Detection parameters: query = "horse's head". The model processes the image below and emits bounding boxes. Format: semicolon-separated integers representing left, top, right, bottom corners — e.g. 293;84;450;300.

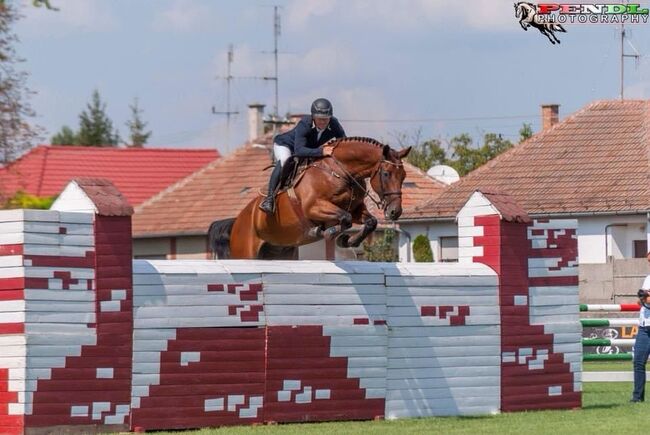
514;2;535;18
369;145;411;221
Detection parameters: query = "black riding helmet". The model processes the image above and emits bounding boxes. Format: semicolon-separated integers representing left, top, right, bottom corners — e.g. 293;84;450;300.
311;98;333;118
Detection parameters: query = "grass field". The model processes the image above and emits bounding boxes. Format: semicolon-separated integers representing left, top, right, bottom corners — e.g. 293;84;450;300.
583;360;632;371
147;382;645;435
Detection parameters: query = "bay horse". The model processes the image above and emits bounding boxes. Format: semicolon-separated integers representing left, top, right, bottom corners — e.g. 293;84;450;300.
208;137;411;259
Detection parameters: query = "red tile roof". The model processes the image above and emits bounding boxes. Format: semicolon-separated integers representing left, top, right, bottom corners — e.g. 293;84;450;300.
132;137;445;237
0;146;219;206
404;100;650;221
72;178;134;216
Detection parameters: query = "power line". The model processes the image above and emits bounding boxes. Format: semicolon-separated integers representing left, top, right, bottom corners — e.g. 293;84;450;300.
340;114;538;124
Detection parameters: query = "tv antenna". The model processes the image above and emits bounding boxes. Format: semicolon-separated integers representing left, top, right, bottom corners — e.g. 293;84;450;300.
212;44;239;152
620;23;641;100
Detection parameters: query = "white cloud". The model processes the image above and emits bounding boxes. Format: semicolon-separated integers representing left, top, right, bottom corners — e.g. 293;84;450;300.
285;0;518;33
17;0;118;37
152;0;216;33
286;0;338;30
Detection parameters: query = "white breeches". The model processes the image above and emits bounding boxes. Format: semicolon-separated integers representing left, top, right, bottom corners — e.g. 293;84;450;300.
273;143;291;166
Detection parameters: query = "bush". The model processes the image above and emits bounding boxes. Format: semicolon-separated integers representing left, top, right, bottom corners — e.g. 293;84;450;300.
412;234;433;262
363;229;399;262
4;191;56;209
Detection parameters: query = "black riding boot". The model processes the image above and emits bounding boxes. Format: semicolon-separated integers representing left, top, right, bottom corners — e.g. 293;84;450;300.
259;163;282;214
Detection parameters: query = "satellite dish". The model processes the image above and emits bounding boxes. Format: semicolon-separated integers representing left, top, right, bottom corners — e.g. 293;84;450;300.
427;165;460;185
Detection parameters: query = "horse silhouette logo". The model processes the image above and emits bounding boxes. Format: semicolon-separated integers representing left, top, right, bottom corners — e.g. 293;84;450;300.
514;2;567;44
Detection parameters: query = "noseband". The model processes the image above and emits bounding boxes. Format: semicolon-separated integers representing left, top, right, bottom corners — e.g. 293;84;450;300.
370;159;403;210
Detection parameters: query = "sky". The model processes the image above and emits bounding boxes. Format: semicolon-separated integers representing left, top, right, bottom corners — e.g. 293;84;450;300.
11;0;650;155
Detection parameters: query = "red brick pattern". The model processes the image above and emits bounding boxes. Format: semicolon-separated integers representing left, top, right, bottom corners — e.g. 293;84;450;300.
470;214;580;411
25;216;133;429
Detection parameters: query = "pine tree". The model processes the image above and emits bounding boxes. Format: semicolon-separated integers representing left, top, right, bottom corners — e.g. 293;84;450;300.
51;126;77;145
76;89;119;147
125;98;151;147
0;3;41;163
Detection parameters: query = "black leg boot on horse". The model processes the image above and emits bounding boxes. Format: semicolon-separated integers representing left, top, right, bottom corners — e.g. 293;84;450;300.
259;163;282;214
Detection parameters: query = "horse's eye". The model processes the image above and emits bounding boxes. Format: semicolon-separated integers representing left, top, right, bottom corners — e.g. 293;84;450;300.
382;171;389;178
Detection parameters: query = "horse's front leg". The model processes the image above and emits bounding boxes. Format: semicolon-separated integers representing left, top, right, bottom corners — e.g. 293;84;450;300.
304;199;352;241
338;207;378;248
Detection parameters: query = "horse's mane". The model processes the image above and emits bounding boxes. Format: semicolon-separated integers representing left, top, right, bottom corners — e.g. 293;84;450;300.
331;136;386;149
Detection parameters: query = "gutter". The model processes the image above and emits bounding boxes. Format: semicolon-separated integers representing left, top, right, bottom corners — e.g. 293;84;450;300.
400;209;650;223
134;230;207;239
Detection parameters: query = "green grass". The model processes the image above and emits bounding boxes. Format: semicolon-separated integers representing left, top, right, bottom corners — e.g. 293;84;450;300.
583;360;632;371
146;383;644;435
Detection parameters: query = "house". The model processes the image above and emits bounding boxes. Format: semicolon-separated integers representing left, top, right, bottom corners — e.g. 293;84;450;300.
132;104;445;260
0;145;219;206
398;100;650;302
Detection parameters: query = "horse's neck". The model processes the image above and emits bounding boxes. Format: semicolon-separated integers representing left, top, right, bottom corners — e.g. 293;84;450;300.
333;144;381;178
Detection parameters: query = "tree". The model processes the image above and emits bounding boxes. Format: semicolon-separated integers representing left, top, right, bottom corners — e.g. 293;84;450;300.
0;1;57;10
519;122;533;143
362;229;399;262
392;129;447;173
76;89;119;146
412;234;433;262
51;125;77;145
447;133;513;177
0;2;41;163
125;98;151;147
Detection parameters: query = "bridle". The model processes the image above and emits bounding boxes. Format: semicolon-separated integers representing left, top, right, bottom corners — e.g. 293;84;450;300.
368;159;403;210
317;155;403;211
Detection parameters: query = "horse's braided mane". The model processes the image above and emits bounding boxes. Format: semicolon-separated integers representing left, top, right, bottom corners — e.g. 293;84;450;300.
332;136;385;148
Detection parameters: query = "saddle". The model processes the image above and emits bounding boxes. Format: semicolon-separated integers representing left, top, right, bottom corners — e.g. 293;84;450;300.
278;157;312;191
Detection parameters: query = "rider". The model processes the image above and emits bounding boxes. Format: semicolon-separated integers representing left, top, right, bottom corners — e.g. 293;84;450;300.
259;98;346;214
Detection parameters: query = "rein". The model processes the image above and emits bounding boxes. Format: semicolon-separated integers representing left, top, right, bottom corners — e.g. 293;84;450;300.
319;155;403;211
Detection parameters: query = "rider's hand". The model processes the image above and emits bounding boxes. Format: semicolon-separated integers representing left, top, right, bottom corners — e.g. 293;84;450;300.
322;145;334;156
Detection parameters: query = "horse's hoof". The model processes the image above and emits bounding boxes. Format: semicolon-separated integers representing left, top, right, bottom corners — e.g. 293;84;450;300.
324;227;338;241
336;234;350;248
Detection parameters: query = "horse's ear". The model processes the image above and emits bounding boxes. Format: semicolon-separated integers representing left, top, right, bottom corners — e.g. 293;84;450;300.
398;146;412;160
382;145;391;158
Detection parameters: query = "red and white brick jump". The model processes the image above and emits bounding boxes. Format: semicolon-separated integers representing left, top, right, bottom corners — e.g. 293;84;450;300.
0;180;581;434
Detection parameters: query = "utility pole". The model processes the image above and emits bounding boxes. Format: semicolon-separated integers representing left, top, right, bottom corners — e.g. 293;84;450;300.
620;23;640;100
212;44;239;152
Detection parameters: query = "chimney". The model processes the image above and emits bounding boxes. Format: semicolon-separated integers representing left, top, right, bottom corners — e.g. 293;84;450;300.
541;104;559;131
248;103;265;141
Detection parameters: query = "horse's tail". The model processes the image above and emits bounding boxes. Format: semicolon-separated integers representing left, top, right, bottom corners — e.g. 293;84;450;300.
207;218;236;259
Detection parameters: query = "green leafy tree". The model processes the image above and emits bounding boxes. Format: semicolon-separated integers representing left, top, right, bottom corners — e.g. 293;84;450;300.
51;126;77;145
406;139;447;172
362;229;398;262
125;98;151;147
519;122;533;142
447;133;513;176
0;2;41;163
412;234;433;262
76;90;119;146
3;191;55;209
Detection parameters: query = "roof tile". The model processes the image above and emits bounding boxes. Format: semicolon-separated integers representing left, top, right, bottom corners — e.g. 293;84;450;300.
403;100;650;220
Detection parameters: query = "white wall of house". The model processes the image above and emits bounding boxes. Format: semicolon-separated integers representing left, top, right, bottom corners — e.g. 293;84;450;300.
398;221;457;262
577;215;647;263
399;214;649;265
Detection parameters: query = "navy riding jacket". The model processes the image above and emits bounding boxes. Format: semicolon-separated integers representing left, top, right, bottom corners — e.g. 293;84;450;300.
274;115;346;158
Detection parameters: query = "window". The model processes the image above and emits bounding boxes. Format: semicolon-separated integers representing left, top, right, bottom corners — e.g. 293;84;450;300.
440;236;458;262
634;240;648;258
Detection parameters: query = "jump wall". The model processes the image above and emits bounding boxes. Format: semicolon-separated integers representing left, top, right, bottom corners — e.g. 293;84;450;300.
0;182;581;434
